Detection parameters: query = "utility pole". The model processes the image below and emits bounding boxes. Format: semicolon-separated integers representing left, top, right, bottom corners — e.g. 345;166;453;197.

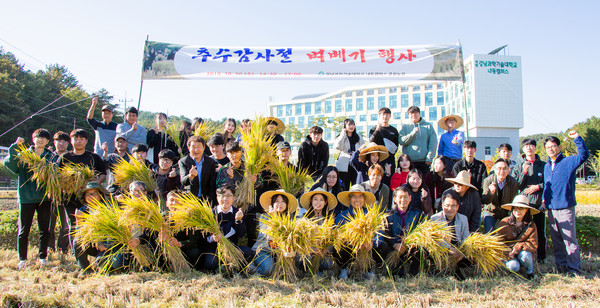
119;92;133;112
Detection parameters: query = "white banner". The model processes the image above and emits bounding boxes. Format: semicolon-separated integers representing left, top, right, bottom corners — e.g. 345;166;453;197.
142;41;464;81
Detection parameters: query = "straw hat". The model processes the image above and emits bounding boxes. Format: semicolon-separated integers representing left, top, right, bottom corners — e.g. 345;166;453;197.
77;181;108;203
501;195;540;215
446;170;478;191
299;187;338;212
438;114;464;131
264;117;285;134
337;184;376;207
259;189;298;214
359;142;389;162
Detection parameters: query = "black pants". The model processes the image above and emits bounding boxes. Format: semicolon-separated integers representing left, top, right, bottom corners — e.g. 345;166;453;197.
48;203;70;253
385;248;421;276
18;201;51;260
412;161;431;178
533;211;547;261
339;167;358;191
245;206;263;248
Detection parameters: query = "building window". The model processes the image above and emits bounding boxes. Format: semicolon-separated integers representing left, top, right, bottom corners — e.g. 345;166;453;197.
276;105;283;117
441;106;446;118
305;102;312;114
401;86;409;92
335;100;343;113
315;102;322;114
345;91;353;97
437;82;444;89
308;116;314;125
295;103;302;115
367;89;374;95
390;87;397;94
357;125;364;134
356;98;364;111
356;90;363;96
325;128;331;140
437;92;444;105
413;93;421;106
413;85;420;91
359;114;367;122
425;84;433;90
286;104;293;116
404;113;409;119
349;115;356;121
298;116;305;129
289;117;295;125
393;112;401;119
438;127;444;135
401;94;409;108
425;92;433;106
485;146;491;156
429;108;437;121
371;114;378;121
378;96;386;109
367;97;375;110
389;95;397;109
325;101;332;113
378;88;386;94
420;111;425;118
345;99;353;112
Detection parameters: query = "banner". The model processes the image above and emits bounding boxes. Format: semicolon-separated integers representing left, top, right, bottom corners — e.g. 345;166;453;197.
141;41;464;81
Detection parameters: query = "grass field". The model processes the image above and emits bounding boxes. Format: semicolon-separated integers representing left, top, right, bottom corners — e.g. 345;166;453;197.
0;196;599;306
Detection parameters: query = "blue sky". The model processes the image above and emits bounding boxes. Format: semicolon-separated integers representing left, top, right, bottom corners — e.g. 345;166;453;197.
1;0;598;136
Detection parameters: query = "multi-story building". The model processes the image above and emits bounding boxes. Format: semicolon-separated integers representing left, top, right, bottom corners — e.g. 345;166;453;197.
267;52;523;162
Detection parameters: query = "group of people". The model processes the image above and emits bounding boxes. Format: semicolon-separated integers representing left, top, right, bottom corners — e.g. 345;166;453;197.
4;98;589;279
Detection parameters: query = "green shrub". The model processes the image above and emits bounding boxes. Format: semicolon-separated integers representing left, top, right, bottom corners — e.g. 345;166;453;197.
0;210;40;249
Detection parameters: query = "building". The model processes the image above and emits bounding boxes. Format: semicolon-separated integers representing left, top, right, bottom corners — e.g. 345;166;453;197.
267;52;523;163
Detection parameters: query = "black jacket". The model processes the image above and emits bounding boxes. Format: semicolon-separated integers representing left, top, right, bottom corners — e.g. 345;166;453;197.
297;136;329;178
179;154;217;205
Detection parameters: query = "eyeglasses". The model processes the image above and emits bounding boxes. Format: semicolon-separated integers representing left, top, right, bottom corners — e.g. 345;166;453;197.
218;194;234;199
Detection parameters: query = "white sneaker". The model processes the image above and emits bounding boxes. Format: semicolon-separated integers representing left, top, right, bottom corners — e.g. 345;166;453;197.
39;259;49;266
17;260;26;269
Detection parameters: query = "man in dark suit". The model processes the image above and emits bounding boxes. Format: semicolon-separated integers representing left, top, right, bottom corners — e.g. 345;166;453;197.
179;135;217;205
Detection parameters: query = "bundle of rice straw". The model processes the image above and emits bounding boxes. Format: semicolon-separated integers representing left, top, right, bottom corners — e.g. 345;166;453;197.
74;196;154;273
236;116;277;210
459;230;506;276
120;193;190;273
396;219;454;271
309;215;337;274
193;120;220;141
164;122;182;157
58;163;96;197
336;203;389;275
169;192;246;272
16;143;62;204
270;161;311;198
112;155;158;192
259;214;320;281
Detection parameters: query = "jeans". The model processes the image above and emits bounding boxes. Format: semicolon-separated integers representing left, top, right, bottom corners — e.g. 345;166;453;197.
504;250;534;275
252;250;274;276
483;214;497;233
18;201;51;260
548;207;580;274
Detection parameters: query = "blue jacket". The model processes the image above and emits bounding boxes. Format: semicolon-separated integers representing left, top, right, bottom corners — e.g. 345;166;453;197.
385;207;423;246
543;136;589;210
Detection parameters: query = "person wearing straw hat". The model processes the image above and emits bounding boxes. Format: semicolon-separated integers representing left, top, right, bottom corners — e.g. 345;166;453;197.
437;114;465;171
350;142;389;185
497;195;539;280
511;138;547;263
299;188;338;273
264;117;285;146
334;185;386;280
482;158;519;233
299;187;338;219
444;170;481;233
250;190;298;276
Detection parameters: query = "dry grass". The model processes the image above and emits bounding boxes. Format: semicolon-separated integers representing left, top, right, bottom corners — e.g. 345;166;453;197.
0;248;599;307
576;190;600;205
